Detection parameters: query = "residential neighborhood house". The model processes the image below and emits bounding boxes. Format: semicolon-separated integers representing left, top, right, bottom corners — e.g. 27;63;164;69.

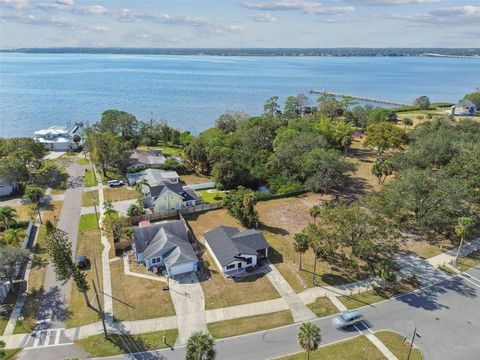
0;179;16;197
451;99;477;116
34;125;82;151
132;219;199;276
128;149;166;170
127;169;200;212
204;226;269;277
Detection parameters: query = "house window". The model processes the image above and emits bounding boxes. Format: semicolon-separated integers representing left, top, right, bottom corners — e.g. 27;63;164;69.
246;258;252;265
152;258;157;264
226;264;235;270
238;262;243;269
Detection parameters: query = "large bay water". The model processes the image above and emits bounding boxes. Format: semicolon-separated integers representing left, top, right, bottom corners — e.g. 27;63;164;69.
1;53;479;137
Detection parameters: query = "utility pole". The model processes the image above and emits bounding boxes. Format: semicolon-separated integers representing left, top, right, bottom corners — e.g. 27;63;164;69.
407;327;417;360
92;279;108;338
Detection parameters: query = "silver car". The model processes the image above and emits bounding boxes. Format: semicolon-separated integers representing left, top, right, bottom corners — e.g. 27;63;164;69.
331;310;363;329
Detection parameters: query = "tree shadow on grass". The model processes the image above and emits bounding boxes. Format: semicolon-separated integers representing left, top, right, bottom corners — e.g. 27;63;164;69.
258;223;289;236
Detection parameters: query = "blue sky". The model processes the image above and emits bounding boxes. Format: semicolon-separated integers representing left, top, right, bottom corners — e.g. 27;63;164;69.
0;0;479;48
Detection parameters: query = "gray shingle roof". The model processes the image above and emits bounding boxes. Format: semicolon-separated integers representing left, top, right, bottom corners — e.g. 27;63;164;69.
133;220;198;266
204;226;269;267
129;149;166;167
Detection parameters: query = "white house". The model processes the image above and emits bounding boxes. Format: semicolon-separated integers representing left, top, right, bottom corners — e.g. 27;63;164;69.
132;219;199;277
34;125;81;151
0;179;15;197
204;226;269;277
451;100;477;116
127;169;200;212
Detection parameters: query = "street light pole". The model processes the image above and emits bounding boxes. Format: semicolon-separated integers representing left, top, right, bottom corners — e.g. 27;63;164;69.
407;327;417;360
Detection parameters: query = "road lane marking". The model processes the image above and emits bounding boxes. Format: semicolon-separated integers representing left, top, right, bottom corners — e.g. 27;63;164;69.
44;329;51;346
459;274;480;289
54;329;61;345
23;342;74;350
463;272;480;284
32;331;41;347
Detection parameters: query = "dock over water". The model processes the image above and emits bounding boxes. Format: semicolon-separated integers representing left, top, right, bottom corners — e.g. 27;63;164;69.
309;89;411;107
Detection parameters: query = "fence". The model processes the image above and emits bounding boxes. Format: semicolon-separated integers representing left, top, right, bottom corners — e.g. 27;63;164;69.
187;182;215;190
129;203;222;225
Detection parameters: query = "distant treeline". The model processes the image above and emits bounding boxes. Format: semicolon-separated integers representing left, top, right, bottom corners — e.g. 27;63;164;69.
2;47;480;57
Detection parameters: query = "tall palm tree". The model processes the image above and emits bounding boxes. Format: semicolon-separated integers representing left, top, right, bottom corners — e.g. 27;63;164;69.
0;206;18;230
1;228;26;247
24;186;45;224
298;322;321;360
308;205;321;225
135;178;150;194
293;232;310;270
454;216;473;267
185;331;216;360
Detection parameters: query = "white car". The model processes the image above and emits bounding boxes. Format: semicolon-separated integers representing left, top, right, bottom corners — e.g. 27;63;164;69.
108;180;124;187
331;310;363;329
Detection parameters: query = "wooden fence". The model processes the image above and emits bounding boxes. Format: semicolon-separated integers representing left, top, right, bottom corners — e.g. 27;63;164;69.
129;203;222;225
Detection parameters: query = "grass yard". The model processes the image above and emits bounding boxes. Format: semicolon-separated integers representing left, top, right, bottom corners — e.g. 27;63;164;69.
1;348;22;360
110;260;175;321
208;311;293;339
180;173;212;185
438;265;457;275
402;236;455;260
456;251;480;272
375;331;423;360
276;335;385;360
0;286;21;335
84;169;97;187
79;213;99;232
75;329;178;357
76;158;90;166
104;187;139;202
306;297;338;318
256;194;370;291
197;189;226;204
137;144;183;156
186;209;281;309
82;190;99;207
9;203;32;222
338;278;419;310
347;141;384;193
66;228;103;328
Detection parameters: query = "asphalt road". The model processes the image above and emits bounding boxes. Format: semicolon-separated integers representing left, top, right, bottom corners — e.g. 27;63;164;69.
96;267;480;360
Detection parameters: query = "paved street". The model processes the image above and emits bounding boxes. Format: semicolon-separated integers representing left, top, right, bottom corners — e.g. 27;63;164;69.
96;267;480;360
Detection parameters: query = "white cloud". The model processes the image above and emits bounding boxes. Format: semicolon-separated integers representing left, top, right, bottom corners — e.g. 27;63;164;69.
346;0;438;5
0;11;78;27
241;0;354;15
0;0;30;10
248;13;277;22
391;5;480;25
37;1;107;15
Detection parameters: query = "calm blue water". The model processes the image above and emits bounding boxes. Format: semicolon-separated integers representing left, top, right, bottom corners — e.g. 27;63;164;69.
1;53;479;138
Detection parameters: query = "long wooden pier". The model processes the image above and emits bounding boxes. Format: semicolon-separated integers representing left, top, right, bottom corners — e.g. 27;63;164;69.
309;89;411;107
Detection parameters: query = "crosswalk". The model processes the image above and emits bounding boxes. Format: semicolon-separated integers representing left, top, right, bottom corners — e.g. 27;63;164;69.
26;328;72;349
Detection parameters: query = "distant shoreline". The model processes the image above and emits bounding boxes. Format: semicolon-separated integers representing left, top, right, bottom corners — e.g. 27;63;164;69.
1;47;480;57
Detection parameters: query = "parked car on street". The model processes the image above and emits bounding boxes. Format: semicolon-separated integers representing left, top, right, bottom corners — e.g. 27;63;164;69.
108;180;124;187
331;310;363;329
77;255;89;269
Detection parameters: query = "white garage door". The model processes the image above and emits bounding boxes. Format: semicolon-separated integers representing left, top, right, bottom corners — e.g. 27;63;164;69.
168;261;196;276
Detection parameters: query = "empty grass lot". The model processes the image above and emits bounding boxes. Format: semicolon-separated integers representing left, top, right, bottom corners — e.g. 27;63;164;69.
208;311;293;339
375;331;423;360
104;187;139;202
338;278;419;310
78;213;99;232
82;190;99;207
180;173;213;185
14;201;63;334
306;297;338;318
109;260;175;321
276;335;385;360
186;209;281;309
9;203;32;222
75;329;178;357
84;169;97;187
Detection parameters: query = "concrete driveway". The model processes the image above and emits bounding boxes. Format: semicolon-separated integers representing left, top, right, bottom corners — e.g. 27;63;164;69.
168;273;207;345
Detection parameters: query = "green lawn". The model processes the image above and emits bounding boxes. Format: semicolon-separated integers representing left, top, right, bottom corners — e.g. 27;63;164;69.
375;331;423;360
438;265;457;275
84;169;97;187
208;311;293;339
306;297;338;318
276;335;385;360
1;348;22;360
338;278;419;310
76;158;90;166
81;190;99;207
198;189;226;204
79;213;99;232
456;251;480;272
137;145;183;156
75;329;178;357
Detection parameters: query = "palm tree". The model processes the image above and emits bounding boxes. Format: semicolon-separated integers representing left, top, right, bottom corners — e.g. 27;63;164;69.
308;205;321;225
0;206;18;230
185;331;216;360
454;217;473;267
293;232;310;270
297;322;321;360
103;201;116;220
24;186;45;224
1;228;26;247
135;178;150;194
